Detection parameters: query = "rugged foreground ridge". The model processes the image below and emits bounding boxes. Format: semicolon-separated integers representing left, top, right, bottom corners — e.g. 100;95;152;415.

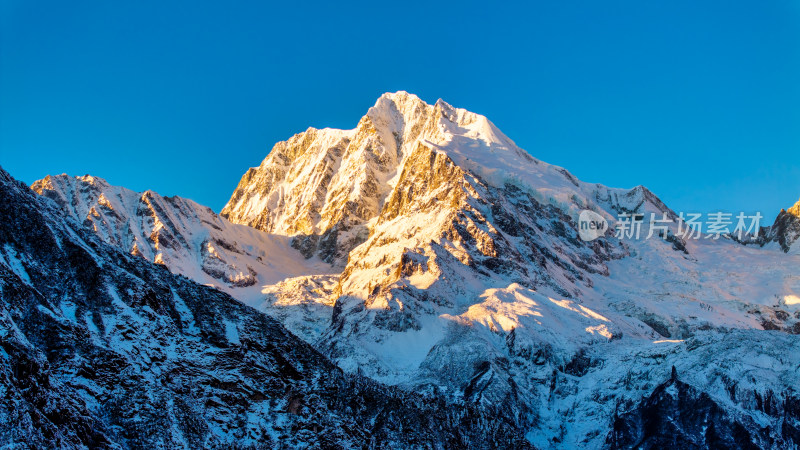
0;166;531;448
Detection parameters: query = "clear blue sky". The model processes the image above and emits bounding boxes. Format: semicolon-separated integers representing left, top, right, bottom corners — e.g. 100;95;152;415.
2;1;799;222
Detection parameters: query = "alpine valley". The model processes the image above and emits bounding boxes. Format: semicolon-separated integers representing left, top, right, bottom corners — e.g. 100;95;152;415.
6;92;800;449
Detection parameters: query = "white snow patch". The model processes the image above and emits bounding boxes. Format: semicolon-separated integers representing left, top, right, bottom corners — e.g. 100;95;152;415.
61;301;78;322
224;320;240;345
1;245;31;284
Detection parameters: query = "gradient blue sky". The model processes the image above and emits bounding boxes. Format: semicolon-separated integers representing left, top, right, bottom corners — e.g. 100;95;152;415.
2;1;799;221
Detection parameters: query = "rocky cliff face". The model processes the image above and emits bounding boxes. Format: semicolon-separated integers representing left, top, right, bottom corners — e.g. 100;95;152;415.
763;199;800;253
607;367;778;449
3;167;532;448
221;93;444;265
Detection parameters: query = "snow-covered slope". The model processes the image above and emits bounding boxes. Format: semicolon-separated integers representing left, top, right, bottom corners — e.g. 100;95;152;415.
32;174;333;292
2;166;532;448
31;174;339;342
221;92;800;448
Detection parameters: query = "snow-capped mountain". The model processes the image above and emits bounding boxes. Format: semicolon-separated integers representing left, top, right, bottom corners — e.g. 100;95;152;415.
27;92;800;448
1;166;531;448
221;92;671;269
219;92;800;448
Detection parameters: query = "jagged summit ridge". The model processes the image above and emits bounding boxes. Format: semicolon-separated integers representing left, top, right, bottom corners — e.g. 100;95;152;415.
221;91;670;266
32;173;332;302
220;92;445;264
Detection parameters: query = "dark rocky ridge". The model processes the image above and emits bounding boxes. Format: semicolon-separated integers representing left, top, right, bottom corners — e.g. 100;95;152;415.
764;201;800;252
0;166;532;449
607;367;800;449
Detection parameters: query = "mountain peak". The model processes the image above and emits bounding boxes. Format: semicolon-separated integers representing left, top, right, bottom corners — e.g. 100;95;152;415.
367;91;432;129
765;197;800;252
222;91;674;266
434;97;452;108
787;198;800;217
377;90;418;102
43;173;111;188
